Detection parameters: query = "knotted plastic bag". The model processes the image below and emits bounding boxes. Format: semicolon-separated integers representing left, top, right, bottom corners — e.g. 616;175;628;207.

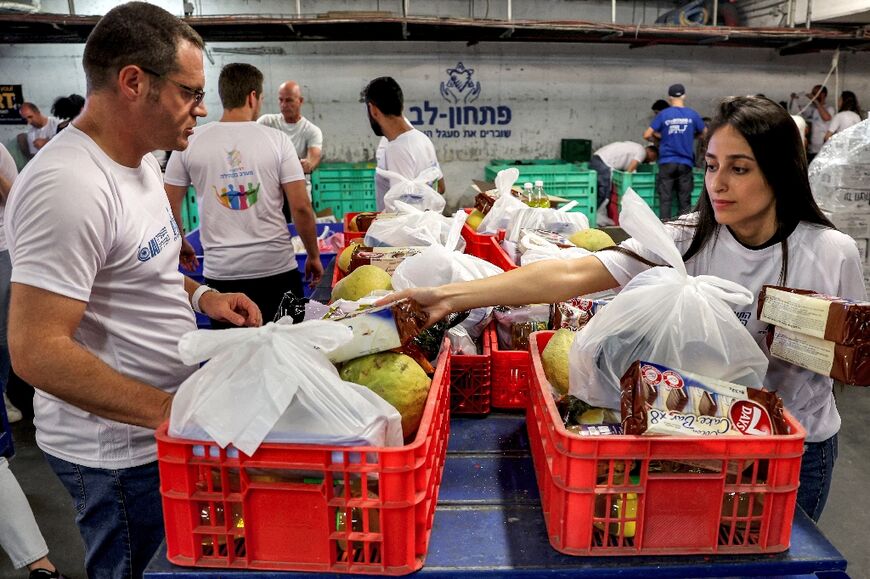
506;201;590;241
568;189;769;409
477;168;525;234
379;165;446;213
169;320;403;455
391;211;504;290
364;200;461;249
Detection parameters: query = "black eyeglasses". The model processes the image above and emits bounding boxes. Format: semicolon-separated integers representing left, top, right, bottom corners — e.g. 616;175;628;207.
140;66;205;106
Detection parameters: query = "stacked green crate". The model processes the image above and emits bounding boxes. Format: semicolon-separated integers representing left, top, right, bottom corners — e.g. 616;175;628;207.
484;160;598;226
614;165;705;215
311;162;377;219
560;139;592;163
180;186;199;232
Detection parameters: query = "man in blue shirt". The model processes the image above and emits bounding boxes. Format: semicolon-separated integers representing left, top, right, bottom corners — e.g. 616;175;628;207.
644;84;706;219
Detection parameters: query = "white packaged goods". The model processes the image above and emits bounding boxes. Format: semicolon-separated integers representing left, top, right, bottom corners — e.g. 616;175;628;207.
810;119;870;213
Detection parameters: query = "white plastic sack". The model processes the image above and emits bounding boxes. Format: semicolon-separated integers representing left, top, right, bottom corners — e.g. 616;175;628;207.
364;200;461;248
809;118;870;214
506;202;589;242
391;211;504;289
169;320;404;455
567;189;769;410
478;168;525;234
379;165;446;213
519;232;592;266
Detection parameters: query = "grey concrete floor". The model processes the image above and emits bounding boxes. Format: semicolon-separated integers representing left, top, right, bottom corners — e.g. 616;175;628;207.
2;388;869;579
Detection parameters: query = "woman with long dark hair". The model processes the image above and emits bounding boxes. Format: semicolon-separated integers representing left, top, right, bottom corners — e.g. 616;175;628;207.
384;95;865;521
825;90;863;142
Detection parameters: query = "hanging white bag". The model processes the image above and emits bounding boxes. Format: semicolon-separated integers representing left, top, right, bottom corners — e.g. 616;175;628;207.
168;320;404;455
477;168;526;234
567;189;769;410
379;165;446;213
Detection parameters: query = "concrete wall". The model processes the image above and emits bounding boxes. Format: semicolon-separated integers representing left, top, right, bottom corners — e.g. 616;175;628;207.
2;41;868;209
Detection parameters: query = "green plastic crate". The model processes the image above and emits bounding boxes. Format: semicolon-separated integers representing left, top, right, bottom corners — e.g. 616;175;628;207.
311;163;377;219
560;139;592;164
615;166;704;216
180;186;199;232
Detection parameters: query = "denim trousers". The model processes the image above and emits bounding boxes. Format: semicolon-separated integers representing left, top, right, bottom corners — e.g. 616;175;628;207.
44;453;164;579
656;162;694;219
797;434;838;522
589;155;612;208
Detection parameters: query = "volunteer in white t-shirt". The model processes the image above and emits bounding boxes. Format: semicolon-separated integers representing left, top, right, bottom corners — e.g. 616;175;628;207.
824;90;863;143
363;76;445;211
382;96;865;523
5;6;261;577
790;85;834;160
18;103;60;158
590;141;658;226
257;80;323;178
166;63;322;327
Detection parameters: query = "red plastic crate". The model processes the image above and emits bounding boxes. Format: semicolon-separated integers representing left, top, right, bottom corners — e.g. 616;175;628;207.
342;212;367;249
461;208;502;260
526;330;805;556
156;345;452;574
488;323;531;410
449;326;492;415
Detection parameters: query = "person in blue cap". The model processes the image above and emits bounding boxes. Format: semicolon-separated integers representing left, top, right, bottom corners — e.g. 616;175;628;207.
644;83;706;219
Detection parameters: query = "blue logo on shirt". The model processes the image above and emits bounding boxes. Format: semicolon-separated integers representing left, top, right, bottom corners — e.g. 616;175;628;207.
137;227;171;262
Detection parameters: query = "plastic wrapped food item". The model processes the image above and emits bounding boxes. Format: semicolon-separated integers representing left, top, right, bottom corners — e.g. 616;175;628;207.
551;297;610;331
494;304;550;350
323;299;429;363
758;285;870;346
348;246;423;275
809;118;870;211
767;326;870;386
447;325;478;355
621;361;788;437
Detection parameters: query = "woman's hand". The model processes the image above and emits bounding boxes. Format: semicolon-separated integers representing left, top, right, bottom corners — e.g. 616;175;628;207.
375;287;453;329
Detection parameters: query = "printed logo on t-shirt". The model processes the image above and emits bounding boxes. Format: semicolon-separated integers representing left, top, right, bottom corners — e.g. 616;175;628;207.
213;148;261;210
138;226;171;262
665;117;693;135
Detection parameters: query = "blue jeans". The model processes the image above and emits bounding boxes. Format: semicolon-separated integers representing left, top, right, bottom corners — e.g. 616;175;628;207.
797;434;838;522
44;453;164;579
590;155;612;208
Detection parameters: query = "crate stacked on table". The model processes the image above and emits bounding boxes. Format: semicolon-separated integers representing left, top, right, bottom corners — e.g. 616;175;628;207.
312;163;377;219
157;344;452;574
527;330;805;556
180;186;199;233
612;164;704;218
484;160;597;226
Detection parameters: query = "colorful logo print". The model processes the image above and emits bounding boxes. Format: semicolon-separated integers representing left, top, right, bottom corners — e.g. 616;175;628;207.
214;182;261;210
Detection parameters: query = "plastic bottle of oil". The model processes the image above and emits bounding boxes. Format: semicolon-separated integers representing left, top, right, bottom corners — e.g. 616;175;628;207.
522;182;534;206
530;180;550;208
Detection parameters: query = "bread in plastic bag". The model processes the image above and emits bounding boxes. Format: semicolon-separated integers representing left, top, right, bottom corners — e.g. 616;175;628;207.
168;319;403;455
568;189;769;410
809;118;870;214
379;165;446;213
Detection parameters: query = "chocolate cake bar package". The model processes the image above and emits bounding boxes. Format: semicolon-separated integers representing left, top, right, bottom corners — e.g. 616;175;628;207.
321;299;428;363
767;326;870;386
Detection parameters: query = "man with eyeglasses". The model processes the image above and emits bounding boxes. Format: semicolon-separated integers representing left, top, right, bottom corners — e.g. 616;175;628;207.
4;3;262;577
165;63;323;326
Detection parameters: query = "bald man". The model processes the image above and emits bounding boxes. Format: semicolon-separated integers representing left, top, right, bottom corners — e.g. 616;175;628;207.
258;81;323;183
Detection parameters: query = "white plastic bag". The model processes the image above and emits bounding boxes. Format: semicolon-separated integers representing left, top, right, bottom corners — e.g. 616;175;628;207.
364;201;460;248
519;232;592;266
567;189;769;410
477;168;525;234
809;118;870;214
391;211;504;289
379;165;446;213
506;202;590;241
169;320;404;455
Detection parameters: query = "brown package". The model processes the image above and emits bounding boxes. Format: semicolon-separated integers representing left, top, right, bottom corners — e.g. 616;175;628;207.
474;191;498;215
348;212;380;233
621;360;788;437
766;326;870;386
758;285;870;346
348;246;422;275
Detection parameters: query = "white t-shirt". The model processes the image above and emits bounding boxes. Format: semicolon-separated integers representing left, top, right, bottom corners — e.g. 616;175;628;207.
26;116;60;156
6;125;197;469
827;111;862;137
594;141;646;171
375;129;441;211
165;121;306;280
800;104;835;155
0;144;19;252
595;217;866;443
257;114;322;172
